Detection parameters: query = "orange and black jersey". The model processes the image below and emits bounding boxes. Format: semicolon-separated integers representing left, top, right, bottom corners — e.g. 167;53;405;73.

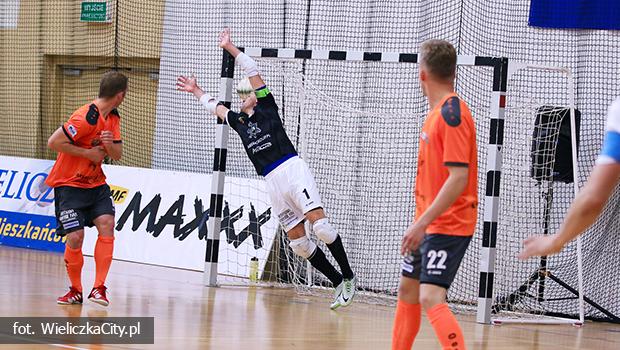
46;103;122;189
415;93;478;236
226;86;297;176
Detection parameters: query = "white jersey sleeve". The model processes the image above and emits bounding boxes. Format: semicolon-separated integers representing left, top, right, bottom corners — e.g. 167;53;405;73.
596;96;620;165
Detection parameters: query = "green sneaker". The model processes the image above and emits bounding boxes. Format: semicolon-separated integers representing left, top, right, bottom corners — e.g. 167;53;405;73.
330;280;344;310
330;276;357;310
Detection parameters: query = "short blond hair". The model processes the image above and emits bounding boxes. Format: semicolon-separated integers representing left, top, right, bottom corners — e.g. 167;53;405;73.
99;70;128;98
236;77;254;100
419;40;457;81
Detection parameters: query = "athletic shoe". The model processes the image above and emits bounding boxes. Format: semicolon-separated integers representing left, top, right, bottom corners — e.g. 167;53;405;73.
340;275;357;307
330;280;345;310
330;276;357;310
88;285;109;306
57;287;83;305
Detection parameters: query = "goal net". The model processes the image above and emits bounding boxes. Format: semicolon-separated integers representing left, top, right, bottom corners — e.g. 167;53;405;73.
206;54;427;294
202;49;589;323
479;65;584;324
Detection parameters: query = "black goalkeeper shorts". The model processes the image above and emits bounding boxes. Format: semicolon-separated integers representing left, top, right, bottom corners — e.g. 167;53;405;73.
401;233;472;290
54;184;115;237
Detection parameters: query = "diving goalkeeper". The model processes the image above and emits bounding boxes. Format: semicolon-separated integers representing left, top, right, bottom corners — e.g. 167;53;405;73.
177;28;356;310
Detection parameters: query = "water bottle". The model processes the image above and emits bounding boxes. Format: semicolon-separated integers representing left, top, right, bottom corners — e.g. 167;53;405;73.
249;257;259;282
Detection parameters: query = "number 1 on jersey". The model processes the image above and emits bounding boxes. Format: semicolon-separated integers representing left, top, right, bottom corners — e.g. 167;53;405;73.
303;188;310;200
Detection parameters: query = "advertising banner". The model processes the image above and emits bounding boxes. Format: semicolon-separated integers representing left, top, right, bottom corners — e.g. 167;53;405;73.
0;156;278;278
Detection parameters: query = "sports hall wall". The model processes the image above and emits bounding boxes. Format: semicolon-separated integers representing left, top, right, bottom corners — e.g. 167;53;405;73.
1;0;620;319
3;1;619;169
0;0;163;168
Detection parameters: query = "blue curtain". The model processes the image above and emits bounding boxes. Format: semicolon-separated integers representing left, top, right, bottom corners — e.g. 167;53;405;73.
529;0;620;30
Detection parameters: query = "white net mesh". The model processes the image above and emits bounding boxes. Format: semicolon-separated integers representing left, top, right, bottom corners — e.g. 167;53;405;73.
216;58;495;301
490;68;582;321
217;58;592;325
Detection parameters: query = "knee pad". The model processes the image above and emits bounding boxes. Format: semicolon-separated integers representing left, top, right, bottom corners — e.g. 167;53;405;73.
313;218;338;244
289;236;317;259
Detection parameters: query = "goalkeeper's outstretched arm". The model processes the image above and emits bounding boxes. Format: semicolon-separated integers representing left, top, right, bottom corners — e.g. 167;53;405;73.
176;75;229;122
176;28;268;121
218;28;267;90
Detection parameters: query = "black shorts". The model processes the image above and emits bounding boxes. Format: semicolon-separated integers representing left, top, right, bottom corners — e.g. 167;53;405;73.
401;233;472;289
54;185;115;237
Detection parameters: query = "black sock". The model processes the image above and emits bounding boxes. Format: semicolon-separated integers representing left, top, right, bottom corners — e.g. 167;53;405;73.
308;247;343;286
327;235;354;279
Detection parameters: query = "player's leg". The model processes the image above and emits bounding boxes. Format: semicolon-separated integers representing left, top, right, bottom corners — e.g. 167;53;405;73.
87;185;116;306
288;158;356;308
420;284;465;350
418;234;472;350
306;208;356;308
392;250;422;350
306;208;354;280
287;222;343;290
58;229;86;305
54;186;87;305
266;171;344;306
292;158;355;275
88;214;114;306
265;160;343;308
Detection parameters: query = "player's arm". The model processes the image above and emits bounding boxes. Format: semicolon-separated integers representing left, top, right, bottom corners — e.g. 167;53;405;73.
218;28;267;90
554;164;620;245
401;166;468;255
176;75;229;123
100;131;122;160
47;127;106;163
417;166;469;227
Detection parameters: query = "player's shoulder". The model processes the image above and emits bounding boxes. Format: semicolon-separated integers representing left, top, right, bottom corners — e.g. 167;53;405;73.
110;108;121;119
72;103;101;126
440;95;471;127
606;96;620;132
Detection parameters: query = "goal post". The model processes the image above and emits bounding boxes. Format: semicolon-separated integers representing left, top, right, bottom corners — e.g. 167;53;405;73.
203;50;235;286
488;62;585;326
204;47;509;324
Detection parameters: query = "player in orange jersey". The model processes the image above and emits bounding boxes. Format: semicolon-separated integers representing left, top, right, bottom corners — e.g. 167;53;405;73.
46;71;127;307
392;40;477;350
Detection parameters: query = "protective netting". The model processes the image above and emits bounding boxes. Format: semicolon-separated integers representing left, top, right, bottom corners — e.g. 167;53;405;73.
1;0;619;322
492;68;583;321
210;58;494;303
0;0;162;166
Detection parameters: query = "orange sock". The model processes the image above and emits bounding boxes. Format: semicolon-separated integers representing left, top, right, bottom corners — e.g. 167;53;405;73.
426;303;466;350
94;235;114;287
64;245;84;292
392;299;421;350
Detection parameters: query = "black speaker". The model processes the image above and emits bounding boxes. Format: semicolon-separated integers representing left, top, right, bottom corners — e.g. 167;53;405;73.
530;106;581;184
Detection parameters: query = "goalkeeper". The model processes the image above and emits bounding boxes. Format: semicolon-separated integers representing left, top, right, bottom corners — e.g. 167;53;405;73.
176;28;356;310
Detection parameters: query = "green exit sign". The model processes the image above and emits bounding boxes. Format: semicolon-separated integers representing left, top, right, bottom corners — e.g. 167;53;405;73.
80;1;112;23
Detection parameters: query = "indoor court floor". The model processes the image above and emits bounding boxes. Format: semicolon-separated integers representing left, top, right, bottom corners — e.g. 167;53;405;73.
1;245;618;350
